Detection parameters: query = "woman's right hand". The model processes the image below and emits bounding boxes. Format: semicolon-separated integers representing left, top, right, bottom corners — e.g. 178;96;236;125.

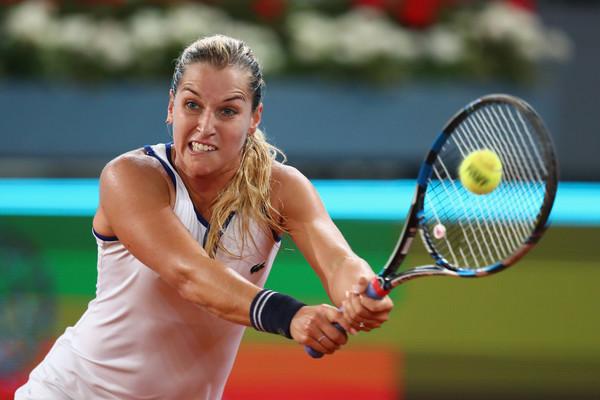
289;304;353;355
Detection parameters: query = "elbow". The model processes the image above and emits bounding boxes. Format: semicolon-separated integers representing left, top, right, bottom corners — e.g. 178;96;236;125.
168;264;209;308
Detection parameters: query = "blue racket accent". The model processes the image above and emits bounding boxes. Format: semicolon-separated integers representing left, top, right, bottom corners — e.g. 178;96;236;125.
416;163;433;188
465;98;482;112
431;131;450;153
485;262;508;274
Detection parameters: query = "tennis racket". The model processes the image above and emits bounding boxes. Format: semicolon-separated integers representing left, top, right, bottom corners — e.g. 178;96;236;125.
306;93;558;358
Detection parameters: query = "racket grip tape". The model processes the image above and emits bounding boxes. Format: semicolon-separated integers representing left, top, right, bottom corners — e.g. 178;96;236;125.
304;277;386;358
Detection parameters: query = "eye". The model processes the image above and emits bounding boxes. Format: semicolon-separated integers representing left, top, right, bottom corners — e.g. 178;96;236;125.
185;101;199;110
221;107;238;117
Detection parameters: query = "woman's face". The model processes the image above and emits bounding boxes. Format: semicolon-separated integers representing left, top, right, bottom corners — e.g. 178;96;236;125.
167;63;262;182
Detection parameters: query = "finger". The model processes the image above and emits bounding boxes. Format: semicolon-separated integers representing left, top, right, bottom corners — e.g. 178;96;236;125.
321;304;356;336
342;292;366;330
349;290;393;318
358;294;394;313
344;292;377;324
350;276;370;294
343;293;389;331
313;334;342;354
341;299;361;331
310;334;334;354
321;322;348;345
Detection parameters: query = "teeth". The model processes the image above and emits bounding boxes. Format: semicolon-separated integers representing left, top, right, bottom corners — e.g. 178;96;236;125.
191;142;216;152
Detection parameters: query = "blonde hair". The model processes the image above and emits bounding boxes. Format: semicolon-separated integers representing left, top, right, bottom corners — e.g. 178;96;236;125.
171;35;286;257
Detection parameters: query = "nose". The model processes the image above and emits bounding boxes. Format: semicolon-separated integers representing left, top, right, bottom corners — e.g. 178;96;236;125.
196;110;216;136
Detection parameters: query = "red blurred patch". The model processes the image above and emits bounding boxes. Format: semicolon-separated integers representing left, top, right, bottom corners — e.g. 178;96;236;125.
224;342;402;400
252;0;286;20
0;340;53;399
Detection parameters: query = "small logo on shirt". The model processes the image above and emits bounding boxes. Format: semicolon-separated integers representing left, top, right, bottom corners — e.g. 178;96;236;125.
250;262;266;274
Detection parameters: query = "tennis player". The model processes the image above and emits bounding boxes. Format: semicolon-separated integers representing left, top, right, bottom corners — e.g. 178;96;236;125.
15;34;393;400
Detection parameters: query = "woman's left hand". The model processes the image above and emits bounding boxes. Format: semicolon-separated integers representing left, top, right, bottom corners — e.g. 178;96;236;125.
341;276;394;332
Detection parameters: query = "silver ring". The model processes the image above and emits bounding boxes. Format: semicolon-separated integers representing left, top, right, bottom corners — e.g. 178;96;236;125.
359;322;365;328
317;335;326;343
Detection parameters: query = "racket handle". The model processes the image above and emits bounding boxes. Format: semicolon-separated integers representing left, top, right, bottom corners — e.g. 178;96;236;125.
304;322;345;358
304;278;386;358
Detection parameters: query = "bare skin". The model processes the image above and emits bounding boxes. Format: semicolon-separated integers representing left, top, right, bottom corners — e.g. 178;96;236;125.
92;63;393;355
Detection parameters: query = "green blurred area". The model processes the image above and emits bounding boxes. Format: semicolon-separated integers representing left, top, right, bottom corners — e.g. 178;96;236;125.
1;216;598;398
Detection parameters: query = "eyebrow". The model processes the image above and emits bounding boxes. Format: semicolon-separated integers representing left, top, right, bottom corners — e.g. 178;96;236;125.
180;87;247;103
224;93;247;103
181;87;199;96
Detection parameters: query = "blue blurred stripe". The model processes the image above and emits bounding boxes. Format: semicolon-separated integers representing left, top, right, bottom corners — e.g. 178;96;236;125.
0;178;99;217
0;178;598;226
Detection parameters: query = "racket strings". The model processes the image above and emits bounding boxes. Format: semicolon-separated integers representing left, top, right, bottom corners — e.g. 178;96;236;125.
424;102;550;271
471;106;545;236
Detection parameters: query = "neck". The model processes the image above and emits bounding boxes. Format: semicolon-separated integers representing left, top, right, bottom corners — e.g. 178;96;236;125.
171;149;241;219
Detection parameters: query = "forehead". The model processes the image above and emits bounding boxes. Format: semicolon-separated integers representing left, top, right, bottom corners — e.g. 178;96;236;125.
177;63;250;95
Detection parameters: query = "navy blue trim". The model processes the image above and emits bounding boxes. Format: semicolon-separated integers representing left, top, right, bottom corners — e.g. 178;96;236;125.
93;228;119;242
165;142;175;166
272;230;282;243
222;212;235;236
163;142;210;229
198;212;237;250
207;211;236;252
194;208;210;228
202;229;210;248
144;144;177;187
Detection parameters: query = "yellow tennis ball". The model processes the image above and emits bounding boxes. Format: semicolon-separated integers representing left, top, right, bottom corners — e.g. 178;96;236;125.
459;149;503;195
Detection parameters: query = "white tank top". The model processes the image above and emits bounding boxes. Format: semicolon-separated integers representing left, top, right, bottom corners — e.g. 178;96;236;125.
16;143;281;400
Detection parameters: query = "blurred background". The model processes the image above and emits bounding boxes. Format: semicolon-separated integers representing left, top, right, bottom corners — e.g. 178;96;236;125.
0;0;599;399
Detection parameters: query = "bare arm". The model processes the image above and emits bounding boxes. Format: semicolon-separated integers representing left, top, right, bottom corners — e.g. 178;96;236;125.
275;164;393;332
93;150;261;326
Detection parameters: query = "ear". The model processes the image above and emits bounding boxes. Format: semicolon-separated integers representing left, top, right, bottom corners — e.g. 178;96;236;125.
247;103;263;137
166;90;174;124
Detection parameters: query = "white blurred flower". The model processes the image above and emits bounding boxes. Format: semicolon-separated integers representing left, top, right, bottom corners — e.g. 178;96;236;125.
90;21;134;70
287;11;337;63
423;26;465;64
288;8;419;68
222;23;286;73
3;0;54;44
0;0;572;82
164;3;230;44
474;2;572;63
476;2;531;39
129;8;171;52
334;8;419;64
54;14;96;54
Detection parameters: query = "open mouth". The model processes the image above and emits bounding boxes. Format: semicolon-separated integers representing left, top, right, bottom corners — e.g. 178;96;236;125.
190;142;216;152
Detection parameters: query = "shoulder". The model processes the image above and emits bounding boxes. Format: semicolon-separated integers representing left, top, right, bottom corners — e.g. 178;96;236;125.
272;162;309;184
99;148;175;202
101;148;170;184
94;147;175;235
270;162;323;217
271;162;313;194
